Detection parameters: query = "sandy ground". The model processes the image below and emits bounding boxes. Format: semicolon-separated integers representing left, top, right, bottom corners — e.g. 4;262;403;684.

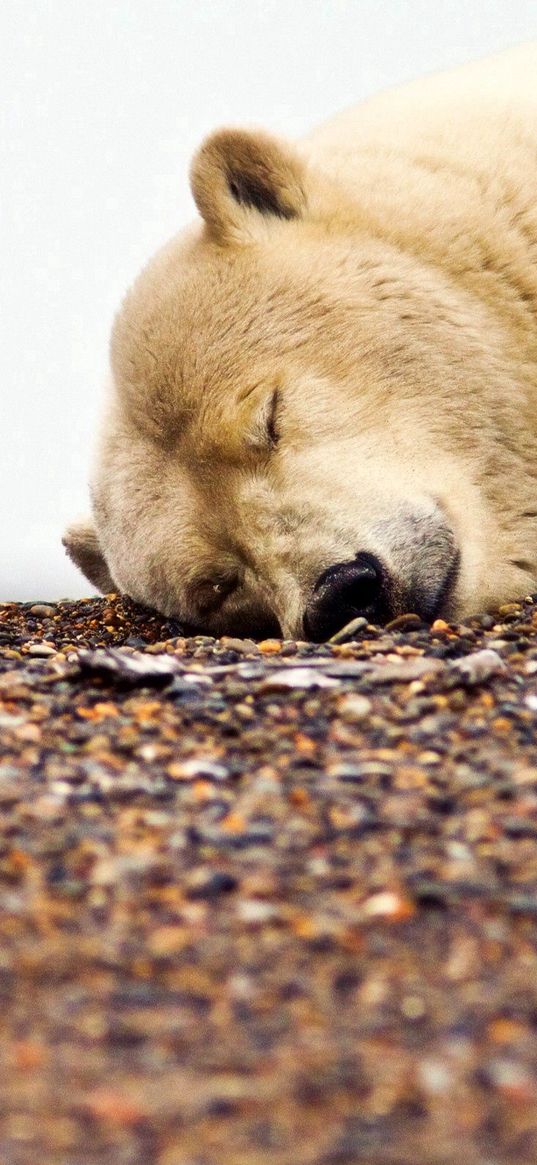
2;593;537;1164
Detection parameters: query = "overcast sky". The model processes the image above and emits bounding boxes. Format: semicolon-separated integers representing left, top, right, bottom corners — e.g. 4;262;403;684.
2;0;537;600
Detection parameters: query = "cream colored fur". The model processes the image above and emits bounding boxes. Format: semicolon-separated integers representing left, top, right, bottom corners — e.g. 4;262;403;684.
64;44;537;636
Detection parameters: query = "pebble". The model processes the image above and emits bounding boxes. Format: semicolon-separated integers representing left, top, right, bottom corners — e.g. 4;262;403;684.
451;649;507;684
219;637;259;654
363;891;415;920
418;1059;453;1095
368;656;444;683
401;994;426;1020
257;639;282;654
28;642;56;656
328;616;368;644
336;694;372;721
237;899;280;925
185;870;237;898
167;758;230;782
258;667;340;691
29;604;55;617
385;613;424;631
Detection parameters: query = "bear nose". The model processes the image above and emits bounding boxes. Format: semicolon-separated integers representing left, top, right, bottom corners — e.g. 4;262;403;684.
303;553;388;641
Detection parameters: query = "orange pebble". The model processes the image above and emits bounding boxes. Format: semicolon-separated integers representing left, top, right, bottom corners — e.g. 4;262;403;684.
293;732;316;755
289;787;310;807
133;701;162;723
193;780;214;801
77;702;119;721
291;914;318;939
488;1017;526;1044
11;1040;47;1070
220;812;246;834
85;1088;146;1127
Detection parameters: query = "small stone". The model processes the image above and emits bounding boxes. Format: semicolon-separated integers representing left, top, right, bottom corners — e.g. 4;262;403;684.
401;994;426;1020
385;613;424;631
485;1057;534;1101
369;657;443;683
418;1059;453;1095
28;642;56;656
363;891;415;921
167;758;229;782
337;694;372;722
219;637;259;654
328;617;368;644
237;899;279;925
186;870;237;898
29;604;55;617
76;647;182;681
451;649;507;685
258;667;340;692
329;760;392;782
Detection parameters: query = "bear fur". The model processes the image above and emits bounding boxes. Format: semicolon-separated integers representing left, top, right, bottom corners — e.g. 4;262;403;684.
64;44;537;638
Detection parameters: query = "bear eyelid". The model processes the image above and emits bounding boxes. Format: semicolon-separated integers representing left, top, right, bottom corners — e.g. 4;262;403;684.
245;387;281;452
266;388;280;449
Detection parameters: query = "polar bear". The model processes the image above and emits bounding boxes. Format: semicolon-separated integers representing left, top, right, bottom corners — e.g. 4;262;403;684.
64;44;537;640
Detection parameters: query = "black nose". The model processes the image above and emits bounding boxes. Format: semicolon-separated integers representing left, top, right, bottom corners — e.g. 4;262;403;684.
303;553;389;641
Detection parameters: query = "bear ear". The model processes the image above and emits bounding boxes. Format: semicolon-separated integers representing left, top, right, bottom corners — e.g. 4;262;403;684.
62;517;116;594
190;128;307;241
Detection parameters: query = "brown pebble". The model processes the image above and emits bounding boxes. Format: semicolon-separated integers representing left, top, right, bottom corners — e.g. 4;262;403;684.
385;613;424;631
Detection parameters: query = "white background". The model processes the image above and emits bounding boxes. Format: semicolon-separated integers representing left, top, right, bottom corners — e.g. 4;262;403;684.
2;0;537;600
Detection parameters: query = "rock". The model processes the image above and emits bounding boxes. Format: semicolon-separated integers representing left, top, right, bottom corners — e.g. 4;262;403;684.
385;613;425;631
219;637;259;654
328;617;369;644
29;604;55;617
185;870;238;898
75;647;182;681
363;891;415;920
451;649;507;685
368;656;444;683
237;899;280;925
167;758;230;782
337;694;372;721
258;667;340;692
28;642;56;657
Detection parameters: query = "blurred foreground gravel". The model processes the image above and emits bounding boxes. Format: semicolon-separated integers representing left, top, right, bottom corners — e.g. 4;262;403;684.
2;594;537;1164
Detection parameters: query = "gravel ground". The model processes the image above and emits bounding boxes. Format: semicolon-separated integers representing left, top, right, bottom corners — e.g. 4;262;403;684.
2;594;537;1164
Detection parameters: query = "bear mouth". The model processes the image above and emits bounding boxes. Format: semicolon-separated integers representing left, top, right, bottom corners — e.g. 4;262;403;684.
364;499;461;627
419;544;461;622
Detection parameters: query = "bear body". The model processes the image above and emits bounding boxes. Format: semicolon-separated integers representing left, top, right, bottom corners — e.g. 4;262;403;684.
65;44;537;639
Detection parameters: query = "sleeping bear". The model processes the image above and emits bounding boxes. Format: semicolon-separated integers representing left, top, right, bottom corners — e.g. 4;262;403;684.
64;44;537;640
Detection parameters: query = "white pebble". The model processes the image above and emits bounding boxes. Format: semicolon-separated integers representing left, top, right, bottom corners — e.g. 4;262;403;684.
259;667;339;692
338;694;372;721
237;899;279;924
451;649;506;684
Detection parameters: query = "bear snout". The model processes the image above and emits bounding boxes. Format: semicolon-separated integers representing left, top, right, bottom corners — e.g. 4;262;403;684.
303;552;392;641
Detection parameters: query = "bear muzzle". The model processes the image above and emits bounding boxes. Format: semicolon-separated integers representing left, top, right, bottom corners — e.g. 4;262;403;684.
302;516;460;642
